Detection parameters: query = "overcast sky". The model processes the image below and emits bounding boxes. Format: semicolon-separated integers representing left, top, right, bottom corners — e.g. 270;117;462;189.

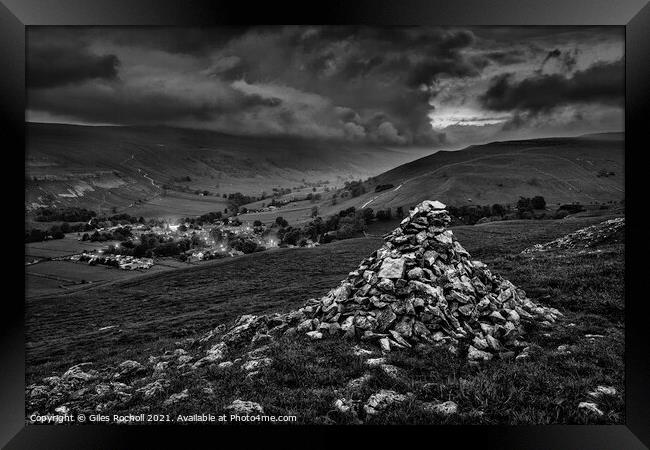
26;26;624;149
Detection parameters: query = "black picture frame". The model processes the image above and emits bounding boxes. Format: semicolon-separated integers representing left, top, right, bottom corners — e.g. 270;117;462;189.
3;0;648;448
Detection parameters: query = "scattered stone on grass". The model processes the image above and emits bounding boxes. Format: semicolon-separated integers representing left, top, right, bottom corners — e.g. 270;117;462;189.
364;389;410;416
422;400;458;415
588;386;617;398
241;357;272;372
366;357;387;367
522;218;624;254
113;360;146;380
578;402;604;416
226;399;264;415
163;389;189;406
135;380;168;399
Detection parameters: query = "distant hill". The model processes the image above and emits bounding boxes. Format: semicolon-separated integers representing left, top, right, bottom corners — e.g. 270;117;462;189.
25;123;430;216
334;133;624;212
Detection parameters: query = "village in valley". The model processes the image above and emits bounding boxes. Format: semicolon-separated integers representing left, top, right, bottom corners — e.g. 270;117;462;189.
24;184;334;298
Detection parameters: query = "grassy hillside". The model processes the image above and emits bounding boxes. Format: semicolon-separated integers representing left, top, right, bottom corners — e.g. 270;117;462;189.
25;123;429;217
26;212;623;424
332;134;624;213
26;239;383;375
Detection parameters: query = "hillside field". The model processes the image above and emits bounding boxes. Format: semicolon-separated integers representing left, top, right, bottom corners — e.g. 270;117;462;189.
324;134;624;215
25;123;429;217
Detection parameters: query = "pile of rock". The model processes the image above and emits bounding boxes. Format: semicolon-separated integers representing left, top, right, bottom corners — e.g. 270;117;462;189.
293;200;562;360
522;217;624;254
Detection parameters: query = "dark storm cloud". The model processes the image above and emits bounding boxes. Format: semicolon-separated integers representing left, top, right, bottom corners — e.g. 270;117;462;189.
542;48;562;64
560;49;580;72
480;59;624;114
27;41;120;89
29;81;282;125
538;48;580;73
406;57;484;88
286;27;481;88
484;50;527;65
89;27;252;55
26;26;624;146
338;56;385;79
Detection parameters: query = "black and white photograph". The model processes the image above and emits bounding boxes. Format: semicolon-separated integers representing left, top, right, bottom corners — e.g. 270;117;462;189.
22;23;629;427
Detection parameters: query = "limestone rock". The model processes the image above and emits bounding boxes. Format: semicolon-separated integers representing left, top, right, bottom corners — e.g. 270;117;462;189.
366;357;387;367
241;357;272;372
62;363;97;382
163;389;189;406
364;389;409;416
378;257;406;279
217;361;234;369
113;360;146;380
306;330;323;340
351;346;374;357
588;386;617;398
379;364;404;381
467;345;493;362
578;402;604;416
347;373;373;390
333;398;358;415
226;399;264;415
423;400;458;415
136;380;168;399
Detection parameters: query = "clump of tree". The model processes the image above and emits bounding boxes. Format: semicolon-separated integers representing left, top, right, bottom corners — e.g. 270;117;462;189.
375;209;392;221
273;206;378;246
336;209;370;239
25;221;97;243
557;203;585;214
447;204;506;225
81;226;133;242
343;180;367;198
25;227;63;243
34;206;97;223
597;168;616;177
181;211;223;227
374;184;394;192
517;196;547;212
272;187;292;196
230;237;265;254
278;227;302;246
49;212;146;234
104;232;196;258
275;216;289;228
227;192;257;208
95;213;145;226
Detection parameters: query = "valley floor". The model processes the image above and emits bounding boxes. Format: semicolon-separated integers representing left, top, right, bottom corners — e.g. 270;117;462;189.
25;213;624;424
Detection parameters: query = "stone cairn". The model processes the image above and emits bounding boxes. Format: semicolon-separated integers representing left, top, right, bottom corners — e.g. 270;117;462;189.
293;200;563;360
